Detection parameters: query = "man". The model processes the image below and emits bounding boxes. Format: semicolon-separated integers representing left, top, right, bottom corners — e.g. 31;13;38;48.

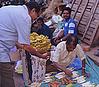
50;35;86;76
53;7;77;45
36;17;52;39
0;1;48;87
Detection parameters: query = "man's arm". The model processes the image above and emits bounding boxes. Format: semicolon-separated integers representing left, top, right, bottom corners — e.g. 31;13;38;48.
53;30;64;45
52;62;73;77
60;33;71;41
16;43;49;59
76;44;86;76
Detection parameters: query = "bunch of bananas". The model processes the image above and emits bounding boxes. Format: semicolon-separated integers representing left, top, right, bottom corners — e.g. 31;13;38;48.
30;32;51;53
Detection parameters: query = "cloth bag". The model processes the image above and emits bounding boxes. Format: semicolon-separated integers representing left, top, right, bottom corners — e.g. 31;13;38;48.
31;55;47;82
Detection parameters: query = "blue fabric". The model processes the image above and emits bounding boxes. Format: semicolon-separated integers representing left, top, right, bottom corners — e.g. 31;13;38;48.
68;57;82;70
85;57;99;84
77;57;99;84
37;24;52;39
63;18;77;36
40;83;49;87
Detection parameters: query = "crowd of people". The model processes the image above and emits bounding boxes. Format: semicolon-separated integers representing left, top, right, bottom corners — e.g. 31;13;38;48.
0;1;86;87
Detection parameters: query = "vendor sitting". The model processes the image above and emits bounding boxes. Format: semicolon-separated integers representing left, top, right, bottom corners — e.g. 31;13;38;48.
49;34;86;77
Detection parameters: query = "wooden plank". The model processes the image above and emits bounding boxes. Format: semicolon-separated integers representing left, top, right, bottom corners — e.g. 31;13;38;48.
90;23;97;28
78;24;86;32
88;27;94;32
95;8;99;14
72;0;82;19
78;6;85;11
78;9;83;13
82;0;99;40
86;31;93;35
91;21;99;25
89;0;96;3
84;34;91;39
71;0;76;8
76;0;88;27
78;24;86;29
80;20;88;25
87;2;94;7
81;18;89;22
90;24;99;46
84;11;91;15
78;26;85;31
78;26;86;34
94;14;99;20
87;5;93;9
86;8;91;12
72;4;78;10
83;13;91;17
93;19;99;23
83;38;91;45
75;0;81;4
75;12;81;17
82;15;90;19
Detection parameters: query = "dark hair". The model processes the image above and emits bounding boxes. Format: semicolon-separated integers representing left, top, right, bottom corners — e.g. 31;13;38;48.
37;16;44;22
61;7;71;16
25;1;40;13
66;34;78;46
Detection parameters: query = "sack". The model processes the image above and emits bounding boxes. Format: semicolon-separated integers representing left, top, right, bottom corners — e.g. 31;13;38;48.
31;55;47;82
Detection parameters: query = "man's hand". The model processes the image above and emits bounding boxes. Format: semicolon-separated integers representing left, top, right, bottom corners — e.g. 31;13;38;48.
42;52;50;59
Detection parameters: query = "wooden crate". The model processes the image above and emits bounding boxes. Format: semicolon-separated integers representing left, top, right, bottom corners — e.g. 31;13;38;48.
71;0;99;46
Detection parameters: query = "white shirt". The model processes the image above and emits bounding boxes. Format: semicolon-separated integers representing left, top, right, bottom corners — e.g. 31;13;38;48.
0;5;31;62
51;41;86;67
52;14;63;24
45;15;63;26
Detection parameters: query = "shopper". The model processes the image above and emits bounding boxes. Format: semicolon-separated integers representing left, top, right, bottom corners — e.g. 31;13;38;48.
0;1;48;87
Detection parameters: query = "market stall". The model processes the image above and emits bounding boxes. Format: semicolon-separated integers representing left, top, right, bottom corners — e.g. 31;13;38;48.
15;32;99;87
29;56;99;87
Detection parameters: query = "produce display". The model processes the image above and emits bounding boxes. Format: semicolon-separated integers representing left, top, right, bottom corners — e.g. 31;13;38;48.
30;32;51;53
